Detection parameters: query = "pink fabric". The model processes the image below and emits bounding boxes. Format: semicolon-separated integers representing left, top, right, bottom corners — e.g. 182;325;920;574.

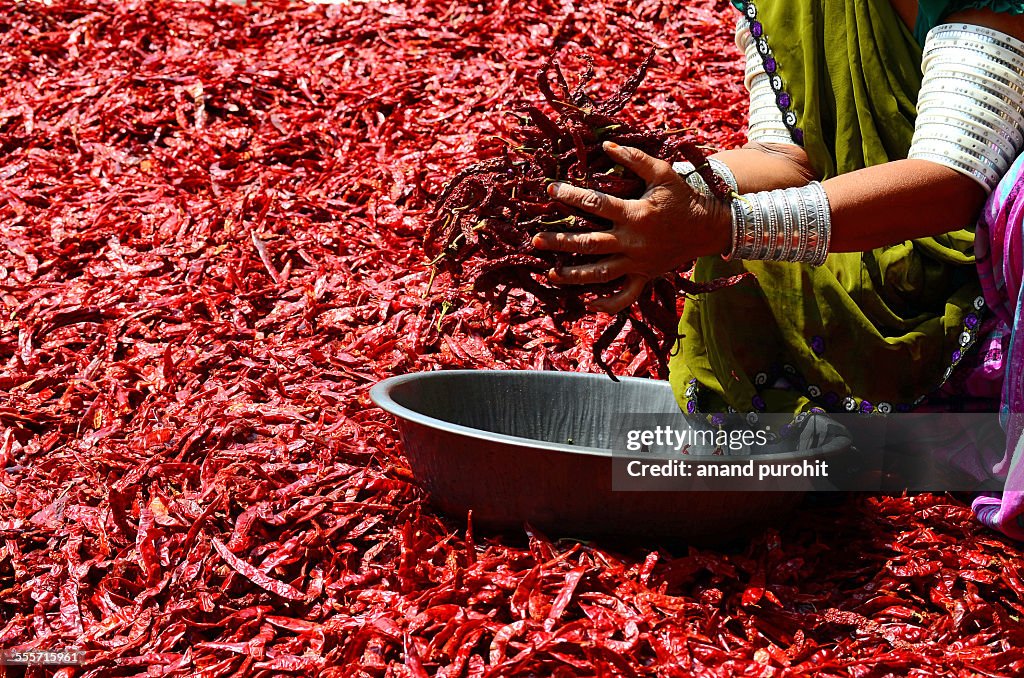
971;153;1024;540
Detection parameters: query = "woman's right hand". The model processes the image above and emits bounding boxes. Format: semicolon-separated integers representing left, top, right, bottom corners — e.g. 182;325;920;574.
531;141;732;314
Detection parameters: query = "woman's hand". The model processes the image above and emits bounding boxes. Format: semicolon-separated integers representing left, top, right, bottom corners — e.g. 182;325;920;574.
532;141;732;314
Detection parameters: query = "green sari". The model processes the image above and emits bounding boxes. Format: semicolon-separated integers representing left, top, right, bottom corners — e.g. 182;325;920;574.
670;0;1014;415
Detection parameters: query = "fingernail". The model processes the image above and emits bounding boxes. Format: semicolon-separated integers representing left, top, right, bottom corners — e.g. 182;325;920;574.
548;268;559;279
547;182;563;197
603;141;620;151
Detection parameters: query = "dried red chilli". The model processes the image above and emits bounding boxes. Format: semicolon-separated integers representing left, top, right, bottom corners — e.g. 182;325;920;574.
424;52;749;380
0;1;1022;676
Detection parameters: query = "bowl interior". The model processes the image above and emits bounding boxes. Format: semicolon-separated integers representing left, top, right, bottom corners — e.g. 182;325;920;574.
374;370;851;459
380;370;685;450
371;370;851;538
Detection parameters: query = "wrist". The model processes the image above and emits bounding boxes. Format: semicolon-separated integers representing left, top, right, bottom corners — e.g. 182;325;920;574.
673;158;739;199
696;195;734;258
724;183;832;264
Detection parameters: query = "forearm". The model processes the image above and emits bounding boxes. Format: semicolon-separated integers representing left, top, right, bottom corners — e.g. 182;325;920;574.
701;158;988;259
822;160;987;252
709;7;1022;257
710;142;819;193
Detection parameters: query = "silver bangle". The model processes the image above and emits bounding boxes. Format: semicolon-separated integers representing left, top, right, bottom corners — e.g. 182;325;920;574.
750;196;765;259
922;53;1024;93
711;159;739;194
809;183;831;265
922;70;1024;110
916;92;1024;146
918;78;1024;122
672;159;738;197
727;199;744;259
777;190;793;259
804;188;820;259
729;199;745;258
912;123;1015;167
764;190;778;259
771;189;789;259
927;23;1024;66
795;188;809;261
750;192;766;258
725;182;832;265
913;111;1019;162
672;160;706;195
911;22;1024;192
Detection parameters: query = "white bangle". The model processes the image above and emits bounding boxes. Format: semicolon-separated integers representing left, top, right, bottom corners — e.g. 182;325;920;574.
910;22;1024;192
914;110;1020;161
916;92;1024;147
922;70;1024;109
735;16;751;50
928;23;1024;61
725;183;831;265
746;126;795;145
908;148;1003;188
922;52;1024;92
672;159;738;197
911;120;1015;166
738;13;792;147
924;37;1024;74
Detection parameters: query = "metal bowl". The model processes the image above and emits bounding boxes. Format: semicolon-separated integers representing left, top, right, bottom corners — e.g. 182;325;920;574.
370;370;850;540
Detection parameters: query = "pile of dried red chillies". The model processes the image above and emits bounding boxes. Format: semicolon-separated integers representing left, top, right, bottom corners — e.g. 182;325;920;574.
424;53;747;380
1;1;1023;676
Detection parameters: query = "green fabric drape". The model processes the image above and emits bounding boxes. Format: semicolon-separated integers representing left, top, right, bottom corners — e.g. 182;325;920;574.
732;0;1024;46
670;0;984;415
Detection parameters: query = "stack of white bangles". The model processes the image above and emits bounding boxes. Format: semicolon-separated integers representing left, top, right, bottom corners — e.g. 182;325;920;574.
681;20;1024;265
728;184;831;264
736;16;793;145
910;23;1024;192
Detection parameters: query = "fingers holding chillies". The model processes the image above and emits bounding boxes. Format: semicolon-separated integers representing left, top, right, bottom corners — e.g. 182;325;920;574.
531;230;621;255
532;141;701;313
547;256;632;286
602;141;677;186
545;181;629;221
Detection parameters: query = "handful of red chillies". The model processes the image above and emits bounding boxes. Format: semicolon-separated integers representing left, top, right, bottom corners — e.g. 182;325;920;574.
424;52;748;380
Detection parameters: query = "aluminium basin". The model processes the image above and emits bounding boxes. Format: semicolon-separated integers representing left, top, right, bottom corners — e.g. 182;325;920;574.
370;370;849;540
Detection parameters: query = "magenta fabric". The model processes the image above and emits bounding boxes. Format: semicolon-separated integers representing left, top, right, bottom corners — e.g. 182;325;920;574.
971;152;1024;541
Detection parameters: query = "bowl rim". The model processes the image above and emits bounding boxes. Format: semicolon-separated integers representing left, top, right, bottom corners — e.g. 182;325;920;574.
369;369;851;462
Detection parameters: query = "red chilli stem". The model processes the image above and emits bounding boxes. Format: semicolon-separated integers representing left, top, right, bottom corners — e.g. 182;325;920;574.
424;48;750;380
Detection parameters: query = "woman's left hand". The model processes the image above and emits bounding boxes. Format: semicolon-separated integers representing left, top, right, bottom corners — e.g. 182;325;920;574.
532;141;732;314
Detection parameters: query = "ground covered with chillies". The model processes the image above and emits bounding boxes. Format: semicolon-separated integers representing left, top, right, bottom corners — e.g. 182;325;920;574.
1;0;1023;676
